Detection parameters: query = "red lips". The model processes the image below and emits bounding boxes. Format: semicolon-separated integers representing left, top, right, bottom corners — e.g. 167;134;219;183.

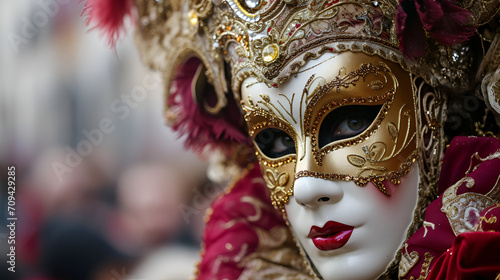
308;221;354;251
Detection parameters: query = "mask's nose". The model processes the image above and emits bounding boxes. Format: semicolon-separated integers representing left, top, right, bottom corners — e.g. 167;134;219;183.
293;176;344;209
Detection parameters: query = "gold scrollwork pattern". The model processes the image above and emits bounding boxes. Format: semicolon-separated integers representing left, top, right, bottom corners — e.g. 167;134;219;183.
264;169;293;209
441;150;500;235
409;76;447;233
304;63;396;134
208;0;410;93
190;0;213;19
406;252;434;280
399;243;419;278
306;63;399;165
295;151;417;195
347;104;416;179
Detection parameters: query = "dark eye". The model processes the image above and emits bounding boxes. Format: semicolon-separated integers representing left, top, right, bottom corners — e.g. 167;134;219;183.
318;105;382;148
255;128;296;158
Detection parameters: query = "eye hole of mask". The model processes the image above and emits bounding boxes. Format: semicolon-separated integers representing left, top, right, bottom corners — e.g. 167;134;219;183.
255;128;296;158
318;105;382;149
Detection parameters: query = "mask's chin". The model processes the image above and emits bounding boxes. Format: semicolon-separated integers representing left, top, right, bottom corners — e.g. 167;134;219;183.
284;164;420;280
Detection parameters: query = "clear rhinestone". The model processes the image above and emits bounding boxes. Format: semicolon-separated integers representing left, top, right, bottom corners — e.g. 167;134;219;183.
262;44;279;62
245;0;260;9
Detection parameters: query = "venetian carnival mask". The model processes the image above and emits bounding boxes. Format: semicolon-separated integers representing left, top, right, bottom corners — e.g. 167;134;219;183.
85;0;500;279
127;0;469;278
241;51;417;210
241;51;420;279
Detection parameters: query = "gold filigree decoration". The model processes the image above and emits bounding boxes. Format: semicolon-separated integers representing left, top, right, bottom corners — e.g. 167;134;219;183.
239;226;313;280
243;95;293;132
482;215;498;224
277;93;297;124
312;90;394;165
302;62;399;165
264;169;292;209
422;221;435;237
412;76;446;224
304;63;395;134
253;226;289;250
461;0;500;26
441;172;500;235
257;155;296;169
240;195;273;222
294;150;417;195
190;0;213;19
492;80;500;104
474;108;499;138
347;104;416;178
399;243;419;278
406;252;434;280
298;74;320;159
199;0;409;93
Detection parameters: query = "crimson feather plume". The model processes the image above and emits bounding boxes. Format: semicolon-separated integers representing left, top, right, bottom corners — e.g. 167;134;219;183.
396;0;475;59
168;57;251;154
81;0;134;48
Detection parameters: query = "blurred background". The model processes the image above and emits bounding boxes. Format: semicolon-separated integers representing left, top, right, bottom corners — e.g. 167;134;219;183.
0;1;217;279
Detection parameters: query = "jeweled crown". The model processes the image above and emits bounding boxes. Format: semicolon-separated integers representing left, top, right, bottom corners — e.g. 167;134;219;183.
130;0;500;155
211;0;405;90
135;0;418;103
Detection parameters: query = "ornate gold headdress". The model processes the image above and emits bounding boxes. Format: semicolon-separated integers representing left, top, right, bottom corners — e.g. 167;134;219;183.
132;0;500;98
135;0;419;102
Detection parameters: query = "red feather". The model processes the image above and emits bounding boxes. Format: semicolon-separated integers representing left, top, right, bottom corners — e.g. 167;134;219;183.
415;0;475;46
168;57;251;154
81;0;134;48
396;0;475;59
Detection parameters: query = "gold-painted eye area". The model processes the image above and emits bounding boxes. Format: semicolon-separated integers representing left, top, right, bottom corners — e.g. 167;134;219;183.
255;128;296;158
318;105;383;149
240;52;418;211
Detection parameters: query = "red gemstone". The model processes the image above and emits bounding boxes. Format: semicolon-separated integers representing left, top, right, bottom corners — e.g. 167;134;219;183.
272;83;278;88
296;24;301;28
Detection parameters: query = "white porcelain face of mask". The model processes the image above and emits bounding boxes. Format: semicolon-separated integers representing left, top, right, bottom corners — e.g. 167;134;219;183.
240;52;420;280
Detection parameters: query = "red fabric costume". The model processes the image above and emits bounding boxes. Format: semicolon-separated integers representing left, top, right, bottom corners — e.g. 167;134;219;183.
197;137;500;279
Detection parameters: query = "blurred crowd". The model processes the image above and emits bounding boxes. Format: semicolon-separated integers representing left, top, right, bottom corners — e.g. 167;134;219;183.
0;1;218;279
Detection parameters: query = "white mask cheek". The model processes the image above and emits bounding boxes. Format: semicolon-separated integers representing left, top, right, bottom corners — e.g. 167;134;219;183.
284;165;419;280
